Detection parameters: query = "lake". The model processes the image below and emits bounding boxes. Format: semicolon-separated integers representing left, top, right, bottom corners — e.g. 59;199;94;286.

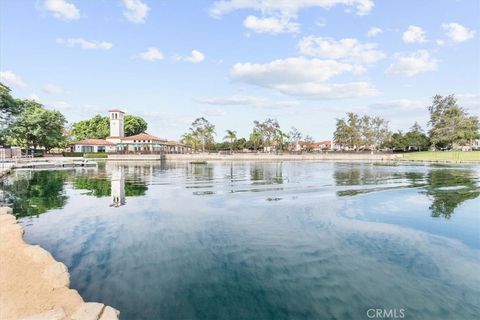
1;161;479;320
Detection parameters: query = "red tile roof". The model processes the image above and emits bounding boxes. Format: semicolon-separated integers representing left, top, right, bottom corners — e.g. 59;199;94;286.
166;141;185;146
73;139;114;146
108;108;125;113
122;132;166;142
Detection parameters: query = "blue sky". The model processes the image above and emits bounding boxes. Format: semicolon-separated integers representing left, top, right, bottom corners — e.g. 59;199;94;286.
1;0;479;141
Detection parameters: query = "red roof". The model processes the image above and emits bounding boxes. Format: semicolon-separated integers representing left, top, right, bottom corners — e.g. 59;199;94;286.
73;139;114;146
108;108;125;113
166;140;185;146
122;132;166;141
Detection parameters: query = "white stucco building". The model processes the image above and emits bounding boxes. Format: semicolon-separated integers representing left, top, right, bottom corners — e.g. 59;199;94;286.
72;109;189;153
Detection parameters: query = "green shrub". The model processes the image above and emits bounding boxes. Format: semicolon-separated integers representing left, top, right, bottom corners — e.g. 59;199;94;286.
84;153;108;158
62;152;84;157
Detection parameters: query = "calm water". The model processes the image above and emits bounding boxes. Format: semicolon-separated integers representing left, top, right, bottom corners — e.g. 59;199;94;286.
1;161;479;320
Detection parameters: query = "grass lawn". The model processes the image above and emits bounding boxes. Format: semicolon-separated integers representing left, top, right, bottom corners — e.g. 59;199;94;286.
397;151;480;162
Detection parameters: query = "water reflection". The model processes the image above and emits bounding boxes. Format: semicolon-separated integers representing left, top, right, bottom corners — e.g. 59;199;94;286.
424;169;480;219
11;162;478;320
334;164;480;219
0;170;68;217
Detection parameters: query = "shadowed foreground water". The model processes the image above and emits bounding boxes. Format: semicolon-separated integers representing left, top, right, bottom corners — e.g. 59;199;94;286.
1;161;479;320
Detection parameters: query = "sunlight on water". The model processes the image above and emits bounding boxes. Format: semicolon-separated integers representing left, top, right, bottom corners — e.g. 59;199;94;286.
1;161;479;320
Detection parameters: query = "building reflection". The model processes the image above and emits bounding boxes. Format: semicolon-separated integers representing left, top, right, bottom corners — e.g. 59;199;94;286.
109;164;126;208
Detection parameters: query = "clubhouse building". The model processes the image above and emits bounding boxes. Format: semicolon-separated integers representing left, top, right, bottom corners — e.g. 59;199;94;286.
72;109;189;154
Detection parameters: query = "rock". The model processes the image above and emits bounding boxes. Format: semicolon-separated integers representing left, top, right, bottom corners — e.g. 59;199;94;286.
23;245;54;264
21;307;66;320
71;302;105;320
0;214;16;224
43;262;70;288
0;207;13;215
99;306;120;320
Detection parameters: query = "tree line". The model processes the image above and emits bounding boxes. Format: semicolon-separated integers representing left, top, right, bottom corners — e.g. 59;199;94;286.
1;81;478;153
333;95;479;151
180;117;316;152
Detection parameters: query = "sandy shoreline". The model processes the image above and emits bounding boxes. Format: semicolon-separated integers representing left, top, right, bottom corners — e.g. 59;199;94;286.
0;207;119;320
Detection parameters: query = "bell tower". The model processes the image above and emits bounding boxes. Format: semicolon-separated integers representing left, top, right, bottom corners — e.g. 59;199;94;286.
107;109;124;143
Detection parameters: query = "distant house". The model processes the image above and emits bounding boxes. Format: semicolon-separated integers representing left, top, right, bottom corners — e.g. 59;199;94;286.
296;140;332;152
71;109;189;154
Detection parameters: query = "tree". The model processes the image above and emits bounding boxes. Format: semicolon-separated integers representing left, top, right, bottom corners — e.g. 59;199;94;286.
0;83;22;145
333;118;350;149
371;116;390;150
71;114;148;140
347;112;362;150
403;122;430;150
124;115;148;136
303;135;315;152
249;130;262;152
181;132;201;151
428;94;480;150
0;83;21;125
189;117;215;152
288;126;302;151
224;130;237;153
7;100;67;152
334;113;390;150
71;115;109;140
253;118;280;148
273;130;289;152
360;115;374;147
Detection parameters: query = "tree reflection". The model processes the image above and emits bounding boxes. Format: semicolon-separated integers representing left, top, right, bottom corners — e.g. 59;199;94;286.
424;169;480;219
250;163;284;184
334;165;480;219
1;170;69;217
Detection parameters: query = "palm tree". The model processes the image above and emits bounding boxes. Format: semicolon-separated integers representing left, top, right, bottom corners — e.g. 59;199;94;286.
273;130;289;152
224;130;237;153
249;130;262;152
181;133;200;152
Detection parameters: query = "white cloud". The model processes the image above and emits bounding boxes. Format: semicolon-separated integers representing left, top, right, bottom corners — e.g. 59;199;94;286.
367;27;382;37
243;15;299;34
369;99;426;111
272;82;378;99
51;101;71;110
231;57;365;85
42;0;80;21
442;22;475;42
230;57;376;99
210;0;375;17
42;83;63;94
56;38;113;50
386;50;438;76
122;0;150;23
402;25;427;43
436;39;445;46
210;0;373;35
139;48;164;61
0;70;27;88
195;95;299;109
298;36;385;63
177;50;205;63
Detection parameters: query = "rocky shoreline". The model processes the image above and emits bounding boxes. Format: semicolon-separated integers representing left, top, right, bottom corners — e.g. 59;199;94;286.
0;206;120;320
